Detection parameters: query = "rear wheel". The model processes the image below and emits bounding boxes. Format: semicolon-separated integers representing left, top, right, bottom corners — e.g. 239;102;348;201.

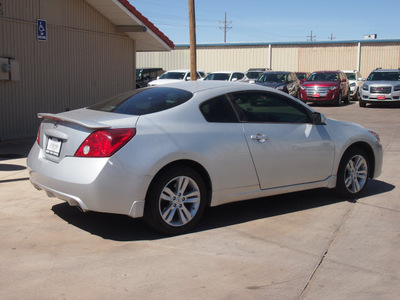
335;148;369;199
144;165;206;235
344;89;350;104
359;100;367;107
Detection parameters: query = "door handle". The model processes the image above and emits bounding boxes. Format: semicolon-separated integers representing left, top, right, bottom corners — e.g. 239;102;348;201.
250;134;268;143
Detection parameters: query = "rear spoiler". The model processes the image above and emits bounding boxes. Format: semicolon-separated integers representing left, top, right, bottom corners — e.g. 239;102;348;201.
38;113;111;129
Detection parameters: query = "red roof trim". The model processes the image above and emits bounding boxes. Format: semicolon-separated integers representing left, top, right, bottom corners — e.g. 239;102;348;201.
118;0;175;49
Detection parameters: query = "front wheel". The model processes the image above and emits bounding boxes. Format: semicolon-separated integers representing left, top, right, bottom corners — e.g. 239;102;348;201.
334;148;369;199
144;165;207;235
359;100;367;107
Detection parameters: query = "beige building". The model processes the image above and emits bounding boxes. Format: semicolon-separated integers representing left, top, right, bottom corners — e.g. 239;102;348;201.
0;0;173;140
137;40;400;79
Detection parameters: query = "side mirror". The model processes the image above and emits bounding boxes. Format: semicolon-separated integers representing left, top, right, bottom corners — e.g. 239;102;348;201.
311;112;326;125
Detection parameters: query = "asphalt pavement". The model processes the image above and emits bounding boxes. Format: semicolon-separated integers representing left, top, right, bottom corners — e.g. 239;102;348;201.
0;102;399;300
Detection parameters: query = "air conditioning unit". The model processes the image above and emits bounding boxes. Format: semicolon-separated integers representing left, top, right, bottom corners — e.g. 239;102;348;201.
364;34;377;40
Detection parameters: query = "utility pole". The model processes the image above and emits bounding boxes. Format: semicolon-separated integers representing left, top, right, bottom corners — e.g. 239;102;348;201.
219;12;232;43
188;0;197;80
307;30;316;41
328;33;335;40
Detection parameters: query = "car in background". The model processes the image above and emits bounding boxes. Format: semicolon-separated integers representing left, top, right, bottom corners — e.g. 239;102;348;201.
27;81;382;235
203;71;249;82
136;68;164;89
342;70;364;101
256;71;300;97
147;69;205;86
295;72;311;82
299;71;350;105
359;68;400;107
246;68;268;84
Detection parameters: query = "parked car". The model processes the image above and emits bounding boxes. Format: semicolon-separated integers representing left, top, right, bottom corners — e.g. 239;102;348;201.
27;81;383;235
256;71;300;97
295;72;311;82
203;71;248;82
136;68;164;89
299;71;350;105
246;68;268;84
342;70;364;100
147;69;205;86
359;68;400;107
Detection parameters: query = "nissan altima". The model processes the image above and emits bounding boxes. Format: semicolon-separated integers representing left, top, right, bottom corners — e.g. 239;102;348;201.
27;81;383;235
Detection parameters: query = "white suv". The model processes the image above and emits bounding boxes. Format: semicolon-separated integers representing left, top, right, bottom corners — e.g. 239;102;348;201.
360;68;400;107
342;70;364;100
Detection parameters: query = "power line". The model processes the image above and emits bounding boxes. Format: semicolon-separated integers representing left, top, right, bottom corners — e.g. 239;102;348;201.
219;12;232;43
307;30;316;41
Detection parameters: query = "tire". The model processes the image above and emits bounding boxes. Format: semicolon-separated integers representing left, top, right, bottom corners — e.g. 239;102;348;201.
355;88;360;101
334;147;369;199
144;165;206;235
344;89;350;104
334;92;342;106
359;100;366;107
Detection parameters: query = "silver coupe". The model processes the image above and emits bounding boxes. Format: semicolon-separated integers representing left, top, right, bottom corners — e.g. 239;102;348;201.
27;81;383;235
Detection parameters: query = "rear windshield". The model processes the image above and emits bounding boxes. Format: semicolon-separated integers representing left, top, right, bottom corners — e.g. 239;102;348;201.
88;87;193;115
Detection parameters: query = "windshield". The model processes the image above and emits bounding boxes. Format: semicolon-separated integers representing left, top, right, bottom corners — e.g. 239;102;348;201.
258;73;287;83
367;71;400;81
307;72;339;82
296;73;307;80
88;87;193;115
204;73;231;81
246;71;263;80
344;73;356;80
159;72;186;80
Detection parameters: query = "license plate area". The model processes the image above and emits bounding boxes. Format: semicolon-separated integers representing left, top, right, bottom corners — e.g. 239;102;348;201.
46;137;62;157
312;93;320;97
377;95;386;100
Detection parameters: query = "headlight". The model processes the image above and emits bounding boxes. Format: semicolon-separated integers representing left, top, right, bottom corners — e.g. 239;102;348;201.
394;84;400;91
329;86;338;90
276;85;284;90
350;83;356;87
300;86;306;90
362;84;368;91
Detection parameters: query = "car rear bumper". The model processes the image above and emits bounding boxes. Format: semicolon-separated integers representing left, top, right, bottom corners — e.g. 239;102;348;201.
27;143;149;218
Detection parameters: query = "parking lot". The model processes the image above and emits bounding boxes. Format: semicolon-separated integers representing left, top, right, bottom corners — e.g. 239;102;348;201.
0;101;399;300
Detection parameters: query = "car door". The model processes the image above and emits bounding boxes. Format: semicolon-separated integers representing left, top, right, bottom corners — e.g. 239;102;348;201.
229;91;335;189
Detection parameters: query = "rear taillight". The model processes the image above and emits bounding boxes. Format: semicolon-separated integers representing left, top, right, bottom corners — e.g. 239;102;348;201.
36;122;42;145
74;128;136;157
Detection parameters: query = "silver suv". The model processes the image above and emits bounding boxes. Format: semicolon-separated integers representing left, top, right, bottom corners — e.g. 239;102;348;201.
360;68;400;107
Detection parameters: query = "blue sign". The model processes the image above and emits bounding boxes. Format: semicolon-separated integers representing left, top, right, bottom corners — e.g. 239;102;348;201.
37;19;47;41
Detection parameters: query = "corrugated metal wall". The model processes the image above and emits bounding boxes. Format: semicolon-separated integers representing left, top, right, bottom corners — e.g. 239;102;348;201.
0;0;135;140
137;42;400;78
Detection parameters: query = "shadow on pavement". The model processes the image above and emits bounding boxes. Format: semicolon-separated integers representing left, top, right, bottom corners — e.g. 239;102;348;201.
0;163;27;171
51;179;394;242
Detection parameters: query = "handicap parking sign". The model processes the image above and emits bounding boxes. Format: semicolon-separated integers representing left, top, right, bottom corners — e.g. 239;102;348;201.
37;19;47;41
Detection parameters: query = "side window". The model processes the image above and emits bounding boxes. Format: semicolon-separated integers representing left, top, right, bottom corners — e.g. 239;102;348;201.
233;73;244;80
200;95;238;123
230;91;311;123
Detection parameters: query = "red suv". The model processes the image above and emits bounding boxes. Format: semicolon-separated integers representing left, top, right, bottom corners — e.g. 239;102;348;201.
299;71;350;105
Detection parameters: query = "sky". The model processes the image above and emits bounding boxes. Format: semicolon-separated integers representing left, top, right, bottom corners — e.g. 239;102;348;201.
131;0;400;45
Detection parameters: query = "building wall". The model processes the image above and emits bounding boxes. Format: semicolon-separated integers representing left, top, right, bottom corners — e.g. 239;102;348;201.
137;41;400;79
0;0;135;140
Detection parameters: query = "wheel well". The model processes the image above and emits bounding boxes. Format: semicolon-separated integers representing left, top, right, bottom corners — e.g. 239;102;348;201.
147;160;213;207
343;142;376;178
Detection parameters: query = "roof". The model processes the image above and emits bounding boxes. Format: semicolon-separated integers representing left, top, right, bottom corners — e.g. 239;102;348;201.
175;38;400;48
85;0;174;51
